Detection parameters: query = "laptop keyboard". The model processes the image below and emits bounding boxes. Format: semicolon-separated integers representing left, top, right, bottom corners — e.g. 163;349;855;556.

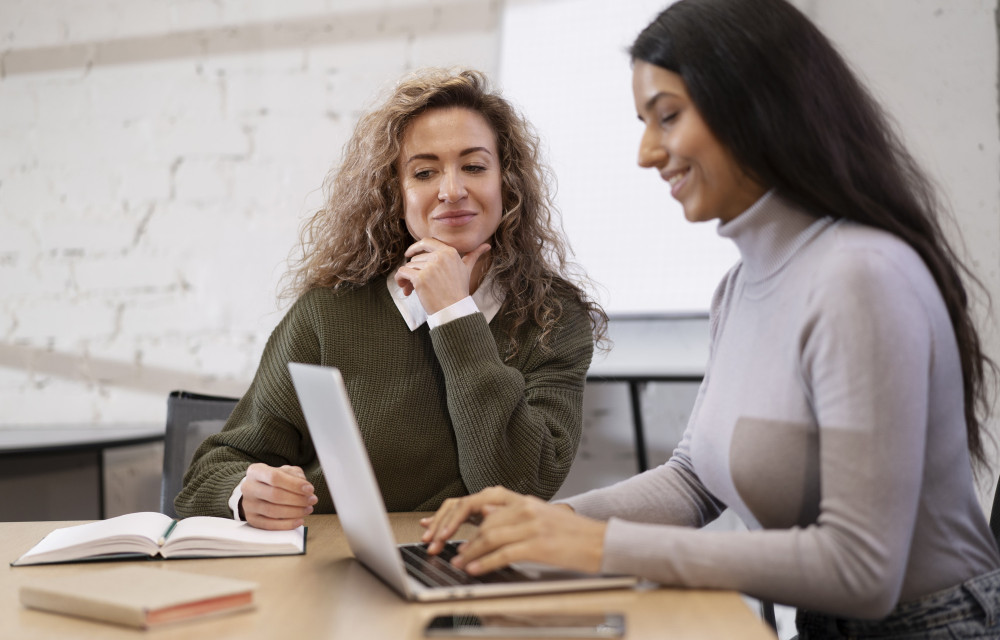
400;541;528;587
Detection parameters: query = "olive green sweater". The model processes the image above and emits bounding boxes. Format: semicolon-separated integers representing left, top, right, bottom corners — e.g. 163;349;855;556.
175;281;594;517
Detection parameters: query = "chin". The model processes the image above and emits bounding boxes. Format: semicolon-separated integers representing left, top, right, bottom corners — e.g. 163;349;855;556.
449;234;489;253
682;204;717;224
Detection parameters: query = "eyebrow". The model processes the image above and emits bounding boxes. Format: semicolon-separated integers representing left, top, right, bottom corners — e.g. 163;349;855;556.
642;91;680;113
403;147;493;166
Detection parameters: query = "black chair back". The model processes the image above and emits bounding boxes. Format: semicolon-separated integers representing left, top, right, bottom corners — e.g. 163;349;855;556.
160;391;239;518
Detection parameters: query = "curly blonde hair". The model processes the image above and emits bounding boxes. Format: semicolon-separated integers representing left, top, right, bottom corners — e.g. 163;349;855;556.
285;68;606;357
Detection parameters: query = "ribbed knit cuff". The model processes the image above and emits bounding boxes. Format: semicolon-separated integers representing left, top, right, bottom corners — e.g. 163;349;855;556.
176;464;249;519
429;312;498;374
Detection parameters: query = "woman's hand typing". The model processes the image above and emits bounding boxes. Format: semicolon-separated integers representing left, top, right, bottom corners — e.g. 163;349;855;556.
419;486;607;575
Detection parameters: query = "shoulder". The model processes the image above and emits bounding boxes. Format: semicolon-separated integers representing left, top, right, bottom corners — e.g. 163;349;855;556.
492;280;594;361
809;222;938;306
545;281;595;336
272;284;387;339
708;261;743;338
268;282;393;358
290;281;386;315
710;261;743;309
798;223;948;355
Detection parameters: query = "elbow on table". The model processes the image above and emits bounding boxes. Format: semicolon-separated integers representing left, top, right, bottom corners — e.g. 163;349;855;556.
502;471;564;502
466;444;575;501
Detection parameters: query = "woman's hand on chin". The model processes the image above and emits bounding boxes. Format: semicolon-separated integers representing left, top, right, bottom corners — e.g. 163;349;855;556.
394;238;490;313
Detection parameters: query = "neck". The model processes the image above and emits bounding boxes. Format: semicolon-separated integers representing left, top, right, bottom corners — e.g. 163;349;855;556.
469;254;491;295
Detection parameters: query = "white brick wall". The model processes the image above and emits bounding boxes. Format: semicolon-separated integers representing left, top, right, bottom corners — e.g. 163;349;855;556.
1;0;501;425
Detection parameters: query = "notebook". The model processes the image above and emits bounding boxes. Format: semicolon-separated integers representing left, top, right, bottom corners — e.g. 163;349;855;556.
286;362;638;601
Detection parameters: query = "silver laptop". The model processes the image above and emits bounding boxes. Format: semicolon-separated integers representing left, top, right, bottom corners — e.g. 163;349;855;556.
287;362;638;601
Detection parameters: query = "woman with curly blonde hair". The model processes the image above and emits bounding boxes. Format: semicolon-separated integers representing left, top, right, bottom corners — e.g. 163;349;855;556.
176;68;607;531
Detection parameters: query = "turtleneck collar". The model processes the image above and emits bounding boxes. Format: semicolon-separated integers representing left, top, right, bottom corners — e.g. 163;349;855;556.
717;190;835;283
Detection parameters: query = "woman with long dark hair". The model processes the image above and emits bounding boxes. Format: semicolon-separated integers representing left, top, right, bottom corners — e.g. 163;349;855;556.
421;1;1000;637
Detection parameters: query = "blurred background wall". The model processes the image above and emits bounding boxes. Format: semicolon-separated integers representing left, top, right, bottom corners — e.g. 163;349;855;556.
1;0;502;422
1;0;998;506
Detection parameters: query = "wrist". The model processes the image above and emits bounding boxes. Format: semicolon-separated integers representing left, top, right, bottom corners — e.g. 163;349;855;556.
428;295;478;329
229;476;247;521
588;521;608;573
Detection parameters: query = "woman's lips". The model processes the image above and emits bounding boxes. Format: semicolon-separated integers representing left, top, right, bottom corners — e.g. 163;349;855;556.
433;211;477;226
663;168;690;198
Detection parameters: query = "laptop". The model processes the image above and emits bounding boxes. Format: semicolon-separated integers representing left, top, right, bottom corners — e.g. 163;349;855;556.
287;362;638;601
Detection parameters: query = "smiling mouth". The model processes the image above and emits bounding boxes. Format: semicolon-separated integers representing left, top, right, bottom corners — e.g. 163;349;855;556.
666;169;689;187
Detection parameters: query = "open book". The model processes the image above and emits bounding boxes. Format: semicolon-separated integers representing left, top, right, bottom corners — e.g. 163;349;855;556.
12;512;306;566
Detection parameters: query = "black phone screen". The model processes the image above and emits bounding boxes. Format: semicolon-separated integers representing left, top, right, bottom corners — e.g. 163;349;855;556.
425;612;625;638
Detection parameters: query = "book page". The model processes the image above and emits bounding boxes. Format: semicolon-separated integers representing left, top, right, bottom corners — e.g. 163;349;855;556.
15;512;172;564
165;517;304;556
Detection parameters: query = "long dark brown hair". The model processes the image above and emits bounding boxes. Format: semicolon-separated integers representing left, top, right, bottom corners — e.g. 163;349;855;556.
631;0;995;469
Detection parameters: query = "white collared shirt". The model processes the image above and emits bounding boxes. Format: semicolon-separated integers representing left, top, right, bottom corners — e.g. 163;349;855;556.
385;268;504;331
227;271;505;520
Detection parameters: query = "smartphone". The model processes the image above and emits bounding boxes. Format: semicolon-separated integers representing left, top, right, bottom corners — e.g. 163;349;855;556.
424;612;625;638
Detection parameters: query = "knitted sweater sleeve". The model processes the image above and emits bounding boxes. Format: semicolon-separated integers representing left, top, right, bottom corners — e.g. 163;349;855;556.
429;296;594;500
173;294;322;519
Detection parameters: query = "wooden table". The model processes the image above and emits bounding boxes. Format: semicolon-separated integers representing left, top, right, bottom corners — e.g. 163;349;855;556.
3;514;775;639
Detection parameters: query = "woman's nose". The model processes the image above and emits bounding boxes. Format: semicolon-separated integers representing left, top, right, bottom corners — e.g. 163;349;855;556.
637;129;668;169
438;171;468;203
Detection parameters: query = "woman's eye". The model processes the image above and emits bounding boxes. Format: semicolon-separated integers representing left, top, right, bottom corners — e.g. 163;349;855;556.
660;112;678;126
413;169;434;180
464;164;487;173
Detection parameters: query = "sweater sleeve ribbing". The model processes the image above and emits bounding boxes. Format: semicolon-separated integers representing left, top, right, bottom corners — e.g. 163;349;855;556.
429;298;593;500
173;293;323;519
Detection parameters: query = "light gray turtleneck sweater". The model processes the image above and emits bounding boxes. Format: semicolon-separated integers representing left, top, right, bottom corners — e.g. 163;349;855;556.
565;192;999;619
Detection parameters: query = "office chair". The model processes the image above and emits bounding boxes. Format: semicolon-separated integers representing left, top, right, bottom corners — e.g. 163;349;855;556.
160;390;240;518
761;600;777;633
